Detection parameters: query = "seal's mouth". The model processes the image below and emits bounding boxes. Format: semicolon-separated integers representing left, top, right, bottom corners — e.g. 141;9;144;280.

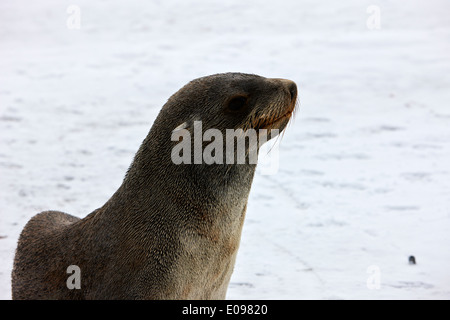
259;108;294;130
253;101;296;131
243;78;298;133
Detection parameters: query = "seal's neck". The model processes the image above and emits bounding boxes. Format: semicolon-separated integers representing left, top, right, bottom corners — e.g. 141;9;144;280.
105;124;257;228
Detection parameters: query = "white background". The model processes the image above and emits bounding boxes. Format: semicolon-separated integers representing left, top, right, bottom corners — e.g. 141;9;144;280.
1;0;449;299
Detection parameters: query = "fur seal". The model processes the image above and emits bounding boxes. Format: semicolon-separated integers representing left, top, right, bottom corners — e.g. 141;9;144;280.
11;72;298;300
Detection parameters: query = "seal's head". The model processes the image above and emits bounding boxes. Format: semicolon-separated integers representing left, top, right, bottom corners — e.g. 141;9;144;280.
161;73;298;139
130;73;298;181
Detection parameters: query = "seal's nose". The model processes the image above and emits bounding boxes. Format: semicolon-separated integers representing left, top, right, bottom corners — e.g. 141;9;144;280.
278;79;298;103
288;81;297;102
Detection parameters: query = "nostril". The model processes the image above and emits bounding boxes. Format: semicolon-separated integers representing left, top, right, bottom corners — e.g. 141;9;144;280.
288;82;297;102
276;79;298;102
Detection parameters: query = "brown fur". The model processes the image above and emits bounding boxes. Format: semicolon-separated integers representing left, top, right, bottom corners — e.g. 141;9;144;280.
11;73;297;300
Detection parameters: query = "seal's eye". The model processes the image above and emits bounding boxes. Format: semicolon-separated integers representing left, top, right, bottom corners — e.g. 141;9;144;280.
226;96;248;113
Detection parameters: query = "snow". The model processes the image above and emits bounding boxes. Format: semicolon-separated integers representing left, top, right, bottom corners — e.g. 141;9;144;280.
1;0;450;300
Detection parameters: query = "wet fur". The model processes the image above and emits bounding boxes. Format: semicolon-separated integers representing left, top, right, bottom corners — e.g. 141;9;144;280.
11;73;297;300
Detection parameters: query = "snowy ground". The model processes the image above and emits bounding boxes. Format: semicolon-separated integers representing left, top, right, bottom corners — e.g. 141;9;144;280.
1;0;450;300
